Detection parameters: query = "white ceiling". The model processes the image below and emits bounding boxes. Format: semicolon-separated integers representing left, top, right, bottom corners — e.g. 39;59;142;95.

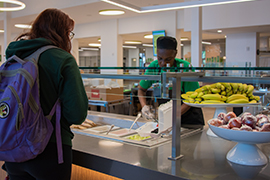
1;0;270;48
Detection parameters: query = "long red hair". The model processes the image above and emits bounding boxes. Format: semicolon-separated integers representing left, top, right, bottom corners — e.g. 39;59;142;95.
17;8;74;53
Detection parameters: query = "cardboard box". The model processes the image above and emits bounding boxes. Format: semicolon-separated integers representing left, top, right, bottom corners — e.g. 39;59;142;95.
85;86;124;101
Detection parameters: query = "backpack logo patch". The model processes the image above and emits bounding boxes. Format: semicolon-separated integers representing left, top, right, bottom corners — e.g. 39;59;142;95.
0;102;9;118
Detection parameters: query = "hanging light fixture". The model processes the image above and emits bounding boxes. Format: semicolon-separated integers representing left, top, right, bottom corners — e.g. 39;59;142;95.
0;0;26;11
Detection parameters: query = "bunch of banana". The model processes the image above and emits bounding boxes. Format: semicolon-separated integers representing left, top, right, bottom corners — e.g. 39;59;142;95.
180;82;260;104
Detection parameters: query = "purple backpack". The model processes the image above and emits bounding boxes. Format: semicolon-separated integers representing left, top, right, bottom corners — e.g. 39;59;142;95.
0;45;63;164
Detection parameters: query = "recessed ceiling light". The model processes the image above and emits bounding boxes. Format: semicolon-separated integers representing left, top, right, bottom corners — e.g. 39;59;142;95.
98;38;101;42
99;9;125;15
217;30;222;33
0;0;25;11
88;43;101;47
0;30;4;33
15;24;32;29
180;37;189;41
144;34;153;39
225;35;227;38
124;41;141;44
181;44;184;46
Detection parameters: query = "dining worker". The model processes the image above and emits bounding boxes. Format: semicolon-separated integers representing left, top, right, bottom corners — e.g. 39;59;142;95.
138;36;204;125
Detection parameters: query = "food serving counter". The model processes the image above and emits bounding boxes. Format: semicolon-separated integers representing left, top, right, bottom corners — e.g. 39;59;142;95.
77;68;270;179
72;111;270;180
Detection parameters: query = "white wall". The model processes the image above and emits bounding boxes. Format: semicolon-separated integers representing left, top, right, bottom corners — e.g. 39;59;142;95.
184;0;270;31
226;32;258;67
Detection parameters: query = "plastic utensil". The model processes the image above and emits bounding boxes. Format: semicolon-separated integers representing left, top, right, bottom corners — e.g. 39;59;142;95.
129;113;141;131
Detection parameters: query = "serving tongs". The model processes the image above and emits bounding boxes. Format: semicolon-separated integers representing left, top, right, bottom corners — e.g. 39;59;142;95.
106;124;114;135
129;113;141;131
150;127;172;139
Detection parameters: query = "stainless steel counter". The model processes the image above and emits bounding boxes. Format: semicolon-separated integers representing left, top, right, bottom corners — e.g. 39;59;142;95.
72;112;270;180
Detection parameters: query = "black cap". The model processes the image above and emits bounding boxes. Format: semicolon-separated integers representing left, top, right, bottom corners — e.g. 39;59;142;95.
157;36;177;50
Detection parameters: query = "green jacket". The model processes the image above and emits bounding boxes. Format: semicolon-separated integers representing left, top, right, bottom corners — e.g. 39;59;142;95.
139;58;199;93
6;38;88;146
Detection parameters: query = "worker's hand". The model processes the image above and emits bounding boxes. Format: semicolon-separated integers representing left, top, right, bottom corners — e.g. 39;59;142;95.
141;105;155;121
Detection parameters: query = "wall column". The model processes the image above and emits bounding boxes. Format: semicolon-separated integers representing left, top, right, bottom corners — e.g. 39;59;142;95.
100;19;123;85
191;7;202;68
71;39;79;65
2;11;12;63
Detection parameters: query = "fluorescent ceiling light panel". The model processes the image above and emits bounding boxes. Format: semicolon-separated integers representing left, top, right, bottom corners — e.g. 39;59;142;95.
89;43;101;47
144;34;153;39
101;0;140;13
217;30;222;33
123;45;137;49
124;41;141;44
15;24;32;29
180;37;189;41
0;0;26;11
142;44;153;47
101;0;255;13
81;47;99;51
202;41;212;45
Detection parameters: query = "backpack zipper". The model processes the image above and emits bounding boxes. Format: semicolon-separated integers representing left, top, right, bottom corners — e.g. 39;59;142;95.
8;85;24;131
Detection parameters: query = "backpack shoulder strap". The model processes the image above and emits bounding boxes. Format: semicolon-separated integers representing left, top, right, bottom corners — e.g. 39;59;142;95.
24;45;58;62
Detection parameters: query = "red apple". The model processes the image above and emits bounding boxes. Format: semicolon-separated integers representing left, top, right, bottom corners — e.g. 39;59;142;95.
240;124;253;131
209;119;223;127
242;115;256;128
224;112;237;124
228;117;242;128
260;123;270;132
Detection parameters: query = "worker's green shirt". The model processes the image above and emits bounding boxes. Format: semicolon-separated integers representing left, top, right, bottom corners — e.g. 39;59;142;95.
139;58;199;93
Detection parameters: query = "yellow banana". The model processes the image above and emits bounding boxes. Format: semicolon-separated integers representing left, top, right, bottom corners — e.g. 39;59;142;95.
211;88;221;94
220;84;225;91
247;92;253;97
241;93;247;97
242;84;248;92
231;83;238;91
228;99;249;104
221;82;231;89
226;90;233;97
249;100;257;103
227;94;248;103
238;83;243;91
195;97;202;101
216;83;222;89
254;96;260;101
201;100;225;104
210;83;217;88
221;96;227;101
202;94;223;101
186;91;194;95
189;92;198;99
221;91;226;96
236;91;242;94
246;85;254;94
197;92;204;98
249;95;255;100
181;94;190;99
195;88;203;93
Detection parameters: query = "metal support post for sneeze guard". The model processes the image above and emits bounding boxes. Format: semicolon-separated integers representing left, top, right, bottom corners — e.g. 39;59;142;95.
168;74;183;160
163;72;205;161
